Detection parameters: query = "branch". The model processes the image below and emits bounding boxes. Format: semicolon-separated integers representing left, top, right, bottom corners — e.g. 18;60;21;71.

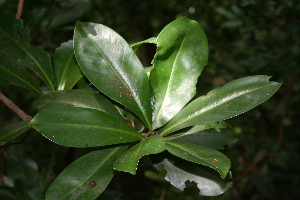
16;0;24;20
0;92;32;121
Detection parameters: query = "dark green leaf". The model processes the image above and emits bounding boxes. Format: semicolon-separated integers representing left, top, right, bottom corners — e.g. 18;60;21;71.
46;146;127;200
150;17;208;129
28;107;144;147
159;75;281;136
74;22;152;129
0;11;54;91
35;89;124;121
187;121;230;134
164;131;237;150
114;135;165;174
0;120;30;145
157;159;232;196
54;40;82;90
165;142;231;178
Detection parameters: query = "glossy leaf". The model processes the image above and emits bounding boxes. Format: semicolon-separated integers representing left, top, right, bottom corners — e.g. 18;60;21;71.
130;37;156;52
150;17;208;129
28;107;144;147
54;40;82;90
35;89;124;121
46;146;127;200
114;135;165;174
0;120;30;145
160;75;281;136
157;159;232;196
0;11;54;91
74;21;152;129
164;131;237;150
165;142;231;178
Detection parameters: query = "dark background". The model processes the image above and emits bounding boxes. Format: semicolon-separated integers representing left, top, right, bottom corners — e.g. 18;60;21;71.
0;0;299;199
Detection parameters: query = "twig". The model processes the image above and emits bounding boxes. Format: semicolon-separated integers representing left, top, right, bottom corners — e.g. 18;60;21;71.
0;92;32;121
16;0;24;19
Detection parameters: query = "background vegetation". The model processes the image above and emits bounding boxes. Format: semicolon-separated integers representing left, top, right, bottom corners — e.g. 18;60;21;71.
0;0;299;199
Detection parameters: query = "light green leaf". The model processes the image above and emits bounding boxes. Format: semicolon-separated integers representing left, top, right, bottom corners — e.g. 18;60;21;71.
54;40;82;90
130;37;157;52
160;75;281;136
46;146;127;200
74;21;152;130
165;142;231;178
28;107;144;147
0;11;54;92
0;120;30;145
157;159;232;196
150;17;208;129
114;135;165;174
35;89;124;121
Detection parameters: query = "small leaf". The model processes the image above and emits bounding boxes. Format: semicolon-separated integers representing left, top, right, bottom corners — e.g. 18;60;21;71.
54;40;82;90
157;159;232;196
35;89;124;121
150;17;208;129
159;75;281;136
74;21;152;130
0;11;54;91
0;120;30;145
164;131;237;150
46;146;127;200
114;135;165;174
130;37;157;52
28;107;144;147
187;121;230;134
165;142;231;178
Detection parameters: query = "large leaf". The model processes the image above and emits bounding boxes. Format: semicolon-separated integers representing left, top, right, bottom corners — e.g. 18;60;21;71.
28;107;144;147
74;21;152;129
35;89;124;121
54;40;82;90
165;142;231;178
150;17;208;129
114;135;165;174
0;11;54;91
46;146;127;200
157;159;232;196
159;75;281;136
0;120;30;145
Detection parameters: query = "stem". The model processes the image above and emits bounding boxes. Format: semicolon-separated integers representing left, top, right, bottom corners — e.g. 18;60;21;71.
0;92;32;121
16;0;24;19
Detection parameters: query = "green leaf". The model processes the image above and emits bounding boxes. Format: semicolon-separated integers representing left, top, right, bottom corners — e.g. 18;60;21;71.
46;146;127;200
186;121;230;134
28;107;144;147
164;131;237;150
74;21;152;130
35;89;124;122
0;120;30;145
0;11;54;91
150;17;208;129
130;37;157;52
157;159;232;196
160;75;281;136
114;135;165;174
54;40;82;90
165;142;231;178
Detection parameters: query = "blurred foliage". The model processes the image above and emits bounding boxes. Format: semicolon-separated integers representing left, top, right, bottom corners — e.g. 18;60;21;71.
0;0;299;199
